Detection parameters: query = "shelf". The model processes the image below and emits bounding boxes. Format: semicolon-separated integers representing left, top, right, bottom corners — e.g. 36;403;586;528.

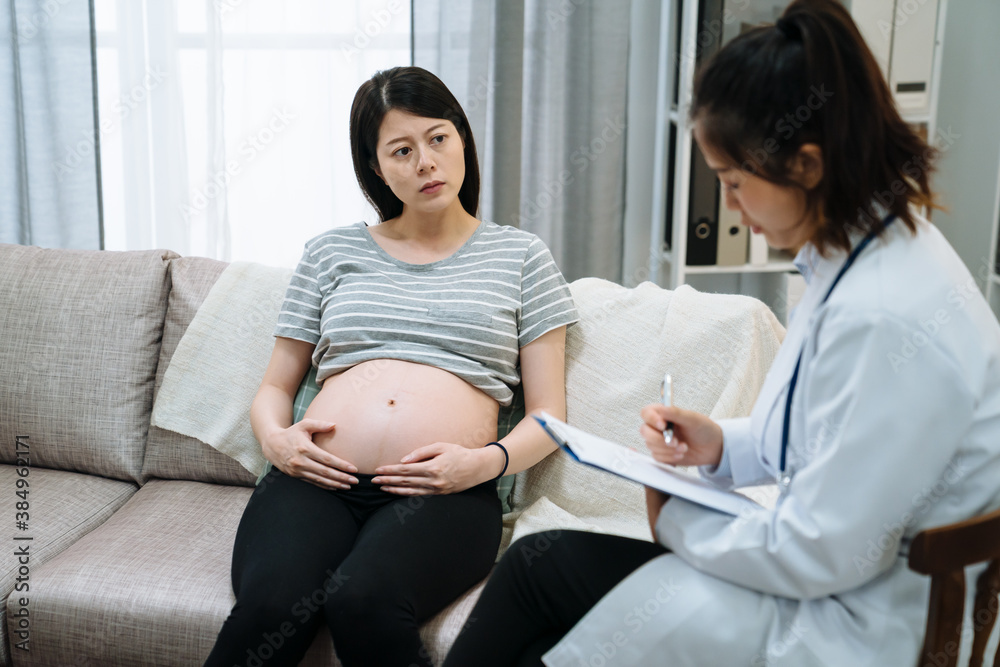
684;261;797;275
901;112;931;125
660;249;798;275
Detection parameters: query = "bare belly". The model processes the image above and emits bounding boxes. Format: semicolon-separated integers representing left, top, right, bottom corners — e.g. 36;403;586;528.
303;359;500;473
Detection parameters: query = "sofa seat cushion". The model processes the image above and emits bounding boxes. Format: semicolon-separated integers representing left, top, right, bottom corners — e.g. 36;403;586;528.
0;466;136;667
12;479;489;666
6;480;251;666
0;244;176;483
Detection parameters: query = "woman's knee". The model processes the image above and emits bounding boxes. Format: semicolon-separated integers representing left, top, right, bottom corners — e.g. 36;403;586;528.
501;530;577;578
323;571;412;641
231;587;319;632
231;562;344;629
323;576;433;666
208;593;320;667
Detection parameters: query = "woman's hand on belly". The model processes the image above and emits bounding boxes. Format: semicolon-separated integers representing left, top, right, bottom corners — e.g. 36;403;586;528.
372;441;506;495
261;418;360;490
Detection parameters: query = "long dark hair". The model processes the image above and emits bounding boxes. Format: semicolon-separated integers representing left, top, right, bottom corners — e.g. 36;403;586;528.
691;0;938;255
349;66;481;222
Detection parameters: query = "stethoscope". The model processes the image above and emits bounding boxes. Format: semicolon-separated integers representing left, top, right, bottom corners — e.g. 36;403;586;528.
777;214;897;490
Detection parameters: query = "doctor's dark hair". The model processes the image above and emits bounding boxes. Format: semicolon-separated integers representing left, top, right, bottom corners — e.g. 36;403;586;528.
690;0;938;256
350;66;480;222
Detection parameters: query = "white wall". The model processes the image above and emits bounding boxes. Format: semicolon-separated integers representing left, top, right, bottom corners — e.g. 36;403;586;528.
920;0;1000;292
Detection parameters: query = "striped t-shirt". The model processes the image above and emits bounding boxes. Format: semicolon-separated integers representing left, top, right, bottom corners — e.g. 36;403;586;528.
273;220;579;406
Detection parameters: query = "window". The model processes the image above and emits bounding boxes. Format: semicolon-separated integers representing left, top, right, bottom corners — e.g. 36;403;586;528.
95;0;411;265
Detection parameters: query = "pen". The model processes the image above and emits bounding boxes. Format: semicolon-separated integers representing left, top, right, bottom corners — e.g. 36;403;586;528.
660;373;674;444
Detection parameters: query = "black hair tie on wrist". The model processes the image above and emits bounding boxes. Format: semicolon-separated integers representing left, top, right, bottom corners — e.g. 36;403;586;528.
486;441;509;480
776;16;800;40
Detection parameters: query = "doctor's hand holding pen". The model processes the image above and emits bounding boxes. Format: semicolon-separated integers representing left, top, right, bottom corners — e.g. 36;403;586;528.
639;403;726;467
639;375;726;535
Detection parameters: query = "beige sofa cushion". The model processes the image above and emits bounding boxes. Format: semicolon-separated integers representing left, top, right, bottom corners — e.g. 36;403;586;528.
9;480;251;666
150;262;293;480
142;257;257;486
0;466;136;667
0;244;175;483
510;279;785;540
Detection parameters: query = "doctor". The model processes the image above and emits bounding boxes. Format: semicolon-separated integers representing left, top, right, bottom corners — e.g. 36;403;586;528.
442;0;1000;665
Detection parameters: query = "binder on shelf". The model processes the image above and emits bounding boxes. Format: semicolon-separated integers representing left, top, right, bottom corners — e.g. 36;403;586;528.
681;0;727;267
888;0;939;118
716;194;747;266
846;0;895;78
687;215;717;266
686;141;718;266
845;0;939;118
749;233;769;266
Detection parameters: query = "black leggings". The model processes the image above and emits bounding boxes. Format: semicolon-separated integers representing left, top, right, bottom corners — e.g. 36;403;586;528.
442;530;668;667
204;468;502;667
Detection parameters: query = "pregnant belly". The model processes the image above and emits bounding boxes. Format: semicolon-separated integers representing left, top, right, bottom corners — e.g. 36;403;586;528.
303;359;501;473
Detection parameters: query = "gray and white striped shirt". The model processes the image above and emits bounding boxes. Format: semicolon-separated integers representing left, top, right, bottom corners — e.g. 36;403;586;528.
274;221;579;405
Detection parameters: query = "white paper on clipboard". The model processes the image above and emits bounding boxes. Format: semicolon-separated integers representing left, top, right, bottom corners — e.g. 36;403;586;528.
534;411;762;517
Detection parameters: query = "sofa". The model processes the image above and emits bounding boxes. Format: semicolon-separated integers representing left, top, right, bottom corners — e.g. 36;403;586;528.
0;243;785;666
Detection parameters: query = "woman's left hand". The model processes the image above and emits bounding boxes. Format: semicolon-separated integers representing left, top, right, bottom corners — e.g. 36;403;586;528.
372;442;501;495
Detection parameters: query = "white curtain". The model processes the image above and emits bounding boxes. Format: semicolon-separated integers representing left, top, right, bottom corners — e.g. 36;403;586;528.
95;0;411;267
2;0;102;249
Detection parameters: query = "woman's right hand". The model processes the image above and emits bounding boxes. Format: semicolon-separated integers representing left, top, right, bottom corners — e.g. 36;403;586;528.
261;419;359;490
639;404;724;468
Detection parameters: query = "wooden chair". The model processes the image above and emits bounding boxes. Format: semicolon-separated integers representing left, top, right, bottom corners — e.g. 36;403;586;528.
908;506;1000;667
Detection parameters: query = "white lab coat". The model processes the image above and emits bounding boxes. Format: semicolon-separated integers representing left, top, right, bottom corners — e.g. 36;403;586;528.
543;215;1000;666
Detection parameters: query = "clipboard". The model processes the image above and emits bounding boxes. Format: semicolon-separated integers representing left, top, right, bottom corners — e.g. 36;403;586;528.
533;411;762;517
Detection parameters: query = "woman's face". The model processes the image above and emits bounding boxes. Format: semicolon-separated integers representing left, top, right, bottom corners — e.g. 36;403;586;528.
693;120;821;254
374;109;466;216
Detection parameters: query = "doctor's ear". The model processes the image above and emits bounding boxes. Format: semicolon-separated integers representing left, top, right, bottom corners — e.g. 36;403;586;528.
789;143;824;191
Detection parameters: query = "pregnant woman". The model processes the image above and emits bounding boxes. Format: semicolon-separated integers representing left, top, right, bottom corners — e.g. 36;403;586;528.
204;66;578;667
